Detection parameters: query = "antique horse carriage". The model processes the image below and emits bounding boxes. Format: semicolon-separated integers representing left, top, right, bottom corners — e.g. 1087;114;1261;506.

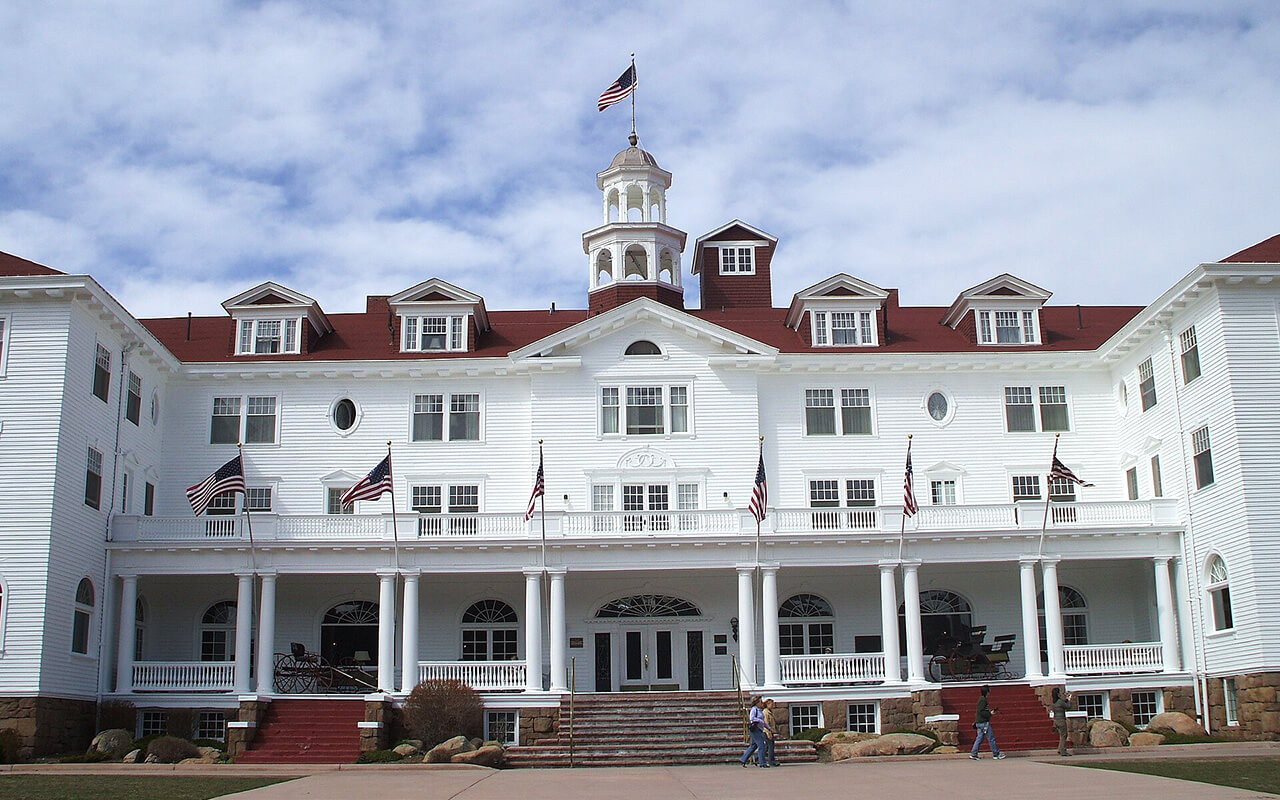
273;642;379;694
927;625;1017;681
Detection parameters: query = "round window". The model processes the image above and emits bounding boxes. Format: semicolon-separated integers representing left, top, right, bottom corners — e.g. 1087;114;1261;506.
333;399;357;431
927;391;949;421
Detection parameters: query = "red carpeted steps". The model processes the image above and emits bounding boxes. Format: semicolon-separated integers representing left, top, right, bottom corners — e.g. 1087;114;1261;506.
236;698;365;763
505;691;817;768
941;684;1059;752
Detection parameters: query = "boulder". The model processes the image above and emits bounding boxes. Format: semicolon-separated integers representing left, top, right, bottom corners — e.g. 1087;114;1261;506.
1128;732;1166;746
848;733;936;757
451;744;503;767
425;735;475;763
817;731;879;747
122;749;142;764
144;753;160;763
469;738;484;750
1146;712;1207;736
933;746;959;754
90;729;134;759
197;747;222;759
403;739;424;750
1087;719;1130;748
393;743;420;758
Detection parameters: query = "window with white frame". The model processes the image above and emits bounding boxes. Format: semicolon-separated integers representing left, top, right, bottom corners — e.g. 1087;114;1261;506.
1180;326;1201;384
811;310;877;347
847;702;879;734
1076;692;1107;719
72;578;94;654
201;601;237;661
0;315;8;376
1039;386;1069;431
1206;555;1233;631
779;594;835;655
401;314;467;352
1004;386;1069;432
411;393;481;441
1192;426;1214;489
92;343;111;402
977;309;1039;345
1131;690;1161;728
125;372;142;425
1224;678;1239;726
412;483;480;536
1038;586;1088;660
144;482;155;516
677;483;699;530
623;483;670;531
84;448;103;509
461;600;518;661
140;711;167;737
718;246;754;274
485;710;519;744
327;487;354;515
1012;475;1041;502
804;388;874;435
236;318;301;355
120;471;131;514
1151;455;1163;498
789;704;821;736
599;384;691;436
807;478;877;529
209;396;278;445
1138;358;1157;411
246;486;273;512
1125;467;1139;500
1004;387;1034;432
206;492;238;516
196;711;226;741
930;479;957;505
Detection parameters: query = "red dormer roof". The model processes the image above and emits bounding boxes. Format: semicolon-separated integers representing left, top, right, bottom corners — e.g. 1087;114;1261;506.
0;251;63;277
1222;233;1280;263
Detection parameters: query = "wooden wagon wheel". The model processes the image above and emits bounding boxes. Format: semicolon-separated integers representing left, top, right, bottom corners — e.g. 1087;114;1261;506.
928;654;951;682
273;652;302;694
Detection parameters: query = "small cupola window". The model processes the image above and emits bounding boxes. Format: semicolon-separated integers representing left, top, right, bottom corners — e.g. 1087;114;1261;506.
625;340;662;356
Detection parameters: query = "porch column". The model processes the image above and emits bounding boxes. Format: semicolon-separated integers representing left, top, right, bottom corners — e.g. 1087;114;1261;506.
548;569;568;692
254;573;277;694
1153;557;1181;672
736;566;757;687
400;571;420;693
233;573;255;694
1019;559;1043;680
524;568;543;691
879;562;901;683
1041;558;1066;679
377;570;397;692
902;561;925;683
115;574;138;694
761;565;781;688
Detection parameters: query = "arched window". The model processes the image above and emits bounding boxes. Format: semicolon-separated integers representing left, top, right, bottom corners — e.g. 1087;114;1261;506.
596;250;613;286
321;600;379;667
779;593;834;655
607;189;620;223
625;340;662;356
461;599;518;661
1038;586;1088;659
623;245;648;280
658;250;676;284
201;601;237;661
648;187;663;223
1206;555;1233;631
899;589;972;656
72;578;95;654
595;594;702;618
626;185;645;222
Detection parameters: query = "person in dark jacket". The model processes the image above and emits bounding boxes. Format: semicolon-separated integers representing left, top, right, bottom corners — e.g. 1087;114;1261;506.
969;685;1006;760
1051;687;1074;756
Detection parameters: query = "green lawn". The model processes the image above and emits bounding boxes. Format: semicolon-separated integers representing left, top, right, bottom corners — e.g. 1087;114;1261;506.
1075;757;1280;795
0;775;292;800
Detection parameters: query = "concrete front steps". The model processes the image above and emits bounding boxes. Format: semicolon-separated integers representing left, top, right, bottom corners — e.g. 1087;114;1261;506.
236;698;365;764
505;691;817;768
941;684;1059;752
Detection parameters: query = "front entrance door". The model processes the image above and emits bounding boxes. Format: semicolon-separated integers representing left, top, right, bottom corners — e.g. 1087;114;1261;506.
620;628;679;690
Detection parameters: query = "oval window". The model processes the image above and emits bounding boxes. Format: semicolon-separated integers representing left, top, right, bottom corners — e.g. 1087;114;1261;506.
333;399;357;431
927;391;949;421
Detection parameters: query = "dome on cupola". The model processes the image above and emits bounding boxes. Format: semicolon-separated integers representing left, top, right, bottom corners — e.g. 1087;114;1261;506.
609;146;661;169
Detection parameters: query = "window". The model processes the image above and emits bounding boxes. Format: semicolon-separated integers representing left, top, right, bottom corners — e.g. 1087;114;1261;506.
805;389;835;435
807;479;877;529
1224;678;1238;726
210;396;277;445
246;397;277;443
624;340;661;356
92;343;111;402
125;373;141;425
677;483;699;530
622;483;670;531
461;600;518;661
1131;690;1161;728
120;471;131;514
627;387;664;434
811;310;877;347
150;391;160;424
805;388;873;435
789;704;821;736
411;393;481;441
930;479;956;505
411;485;442;513
1039;586;1088;660
140;711;167;737
1192;426;1214;489
206;492;237;515
1005;386;1068;432
236;318;301;355
1012;475;1041;502
977;310;1039;345
413;484;480;535
1039;386;1068;431
72;578;94;654
1180;326;1201;384
779;594;835;656
600;388;619;435
401;314;467;352
808;479;840;529
210;397;241;444
84;448;103;509
669;386;688;433
599;384;691;437
1125;467;1139;500
718;246;754;274
201;601;237;661
327;487;354;515
1138;358;1157;411
1150;455;1163;498
449;394;480;440
1004;387;1034;432
995;311;1020;344
196;711;226;741
847;702;879;734
0;316;8;376
246;487;273;512
486;710;518;745
332;398;357;432
841;389;872;434
144;482;155;516
1076;692;1107;720
1207;555;1233;631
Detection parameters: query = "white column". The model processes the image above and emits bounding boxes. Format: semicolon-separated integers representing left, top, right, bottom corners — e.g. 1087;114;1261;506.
761;565;781;688
116;575;138;694
879;563;902;683
1042;559;1066;679
1153;557;1181;672
902;561;925;683
377;571;397;692
233;573;255;694
548;569;568;692
400;571;420;693
524;569;543;692
1019;559;1044;680
254;573;277;694
736;567;757;687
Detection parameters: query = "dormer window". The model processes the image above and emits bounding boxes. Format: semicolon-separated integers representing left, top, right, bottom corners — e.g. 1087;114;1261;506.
236;318;301;355
718;246;755;275
976;309;1040;345
402;315;467;352
223;282;332;358
813;310;876;347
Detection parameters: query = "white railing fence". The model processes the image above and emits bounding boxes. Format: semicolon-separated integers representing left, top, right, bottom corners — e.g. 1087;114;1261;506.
132;661;236;692
780;653;886;685
417;660;527;691
1062;642;1163;675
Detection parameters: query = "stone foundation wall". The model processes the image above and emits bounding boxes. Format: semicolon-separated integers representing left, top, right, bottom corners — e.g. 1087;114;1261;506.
518;707;559;744
226;699;268;758
361;698;394;753
1205;672;1280;740
0;696;96;758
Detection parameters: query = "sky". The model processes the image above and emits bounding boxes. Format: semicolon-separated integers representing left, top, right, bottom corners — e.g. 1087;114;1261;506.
2;1;1278;319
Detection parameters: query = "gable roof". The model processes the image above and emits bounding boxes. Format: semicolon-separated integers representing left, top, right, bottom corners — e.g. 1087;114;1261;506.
389;278;490;331
0;251;64;277
691;219;778;275
785;274;890;328
941;273;1053;328
221;281;333;336
1222;233;1280;263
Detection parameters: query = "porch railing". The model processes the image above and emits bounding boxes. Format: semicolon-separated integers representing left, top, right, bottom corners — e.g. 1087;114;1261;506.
1062;642;1163;675
132;661;236;692
417;660;526;691
560;510;740;536
780;652;886;685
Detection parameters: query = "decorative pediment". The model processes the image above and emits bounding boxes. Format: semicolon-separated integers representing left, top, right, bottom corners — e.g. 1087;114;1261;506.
691;219;777;275
785;274;889;329
389;278;489;332
942;273;1052;329
222;281;320;311
221;281;333;353
924;460;967;475
617;446;675;470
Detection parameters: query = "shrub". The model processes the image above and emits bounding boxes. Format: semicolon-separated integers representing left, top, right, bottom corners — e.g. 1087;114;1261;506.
147;735;200;763
404;679;484;749
0;729;22;764
192;738;226;750
357;749;405;764
97;700;136;733
165;708;196;739
60;750;113;763
132;733;162;755
792;727;830;742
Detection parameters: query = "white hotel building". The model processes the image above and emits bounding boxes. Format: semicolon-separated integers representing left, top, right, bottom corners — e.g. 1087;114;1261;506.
0;139;1278;757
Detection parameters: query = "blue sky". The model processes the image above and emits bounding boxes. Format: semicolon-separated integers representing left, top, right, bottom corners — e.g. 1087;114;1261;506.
2;1;1278;318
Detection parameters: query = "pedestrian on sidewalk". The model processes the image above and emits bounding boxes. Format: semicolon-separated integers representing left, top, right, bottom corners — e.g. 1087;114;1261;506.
740;696;769;768
763;698;780;767
969;685;1006;760
1052;687;1074;756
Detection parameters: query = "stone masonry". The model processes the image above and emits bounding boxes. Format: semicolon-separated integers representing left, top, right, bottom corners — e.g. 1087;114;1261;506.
0;696;96;758
518;707;559;744
226;698;269;758
1206;672;1280;740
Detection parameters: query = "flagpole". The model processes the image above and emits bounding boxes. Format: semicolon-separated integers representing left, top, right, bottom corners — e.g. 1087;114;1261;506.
387;441;400;572
237;443;258;575
629;53;637;143
1038;434;1060;558
898;434;911;563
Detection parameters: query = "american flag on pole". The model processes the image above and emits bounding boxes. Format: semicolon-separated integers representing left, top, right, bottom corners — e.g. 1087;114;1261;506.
1050;455;1094;487
341;455;393;505
598;65;636;112
524;450;545;522
748;449;768;523
903;440;918;517
187;456;246;516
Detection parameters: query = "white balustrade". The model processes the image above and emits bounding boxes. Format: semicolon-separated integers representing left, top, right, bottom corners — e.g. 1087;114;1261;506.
131;661;236;692
415;513;528;539
780;653;886;685
417;661;527;691
774;507;883;533
918;504;1019;530
559;509;741;536
1062;642;1164;675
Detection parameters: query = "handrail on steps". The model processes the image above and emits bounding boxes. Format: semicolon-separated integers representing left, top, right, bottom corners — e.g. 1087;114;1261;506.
568;657;575;768
732;654;747;742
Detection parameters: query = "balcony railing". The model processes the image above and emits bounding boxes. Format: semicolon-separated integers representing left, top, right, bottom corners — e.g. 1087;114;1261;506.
111;499;1179;543
417;660;527;691
780;653;887;685
132;661;236;692
1062;642;1164;675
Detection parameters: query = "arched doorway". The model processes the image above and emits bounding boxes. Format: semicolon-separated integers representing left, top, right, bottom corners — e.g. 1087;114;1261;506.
594;594;704;692
899;590;973;656
321;601;379;668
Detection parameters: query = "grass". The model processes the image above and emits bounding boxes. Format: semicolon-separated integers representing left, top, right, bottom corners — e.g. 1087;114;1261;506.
0;775;292;800
1075;757;1280;795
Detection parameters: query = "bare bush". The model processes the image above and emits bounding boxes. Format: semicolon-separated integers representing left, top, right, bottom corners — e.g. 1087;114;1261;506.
97;700;136;733
404;679;484;749
146;735;200;763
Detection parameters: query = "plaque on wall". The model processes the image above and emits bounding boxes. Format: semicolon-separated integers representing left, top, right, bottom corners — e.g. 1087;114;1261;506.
569;637;584;649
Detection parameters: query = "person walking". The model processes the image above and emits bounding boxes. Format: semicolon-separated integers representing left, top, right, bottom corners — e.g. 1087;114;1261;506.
763;698;780;767
969;685;1006;760
740;696;769;768
1051;687;1074;756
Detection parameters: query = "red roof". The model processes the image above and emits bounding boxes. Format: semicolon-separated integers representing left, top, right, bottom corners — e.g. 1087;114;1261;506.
1222;233;1280;263
0;251;63;277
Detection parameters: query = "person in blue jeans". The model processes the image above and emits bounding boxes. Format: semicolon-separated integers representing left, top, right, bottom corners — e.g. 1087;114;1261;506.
740;696;770;767
970;685;1006;760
